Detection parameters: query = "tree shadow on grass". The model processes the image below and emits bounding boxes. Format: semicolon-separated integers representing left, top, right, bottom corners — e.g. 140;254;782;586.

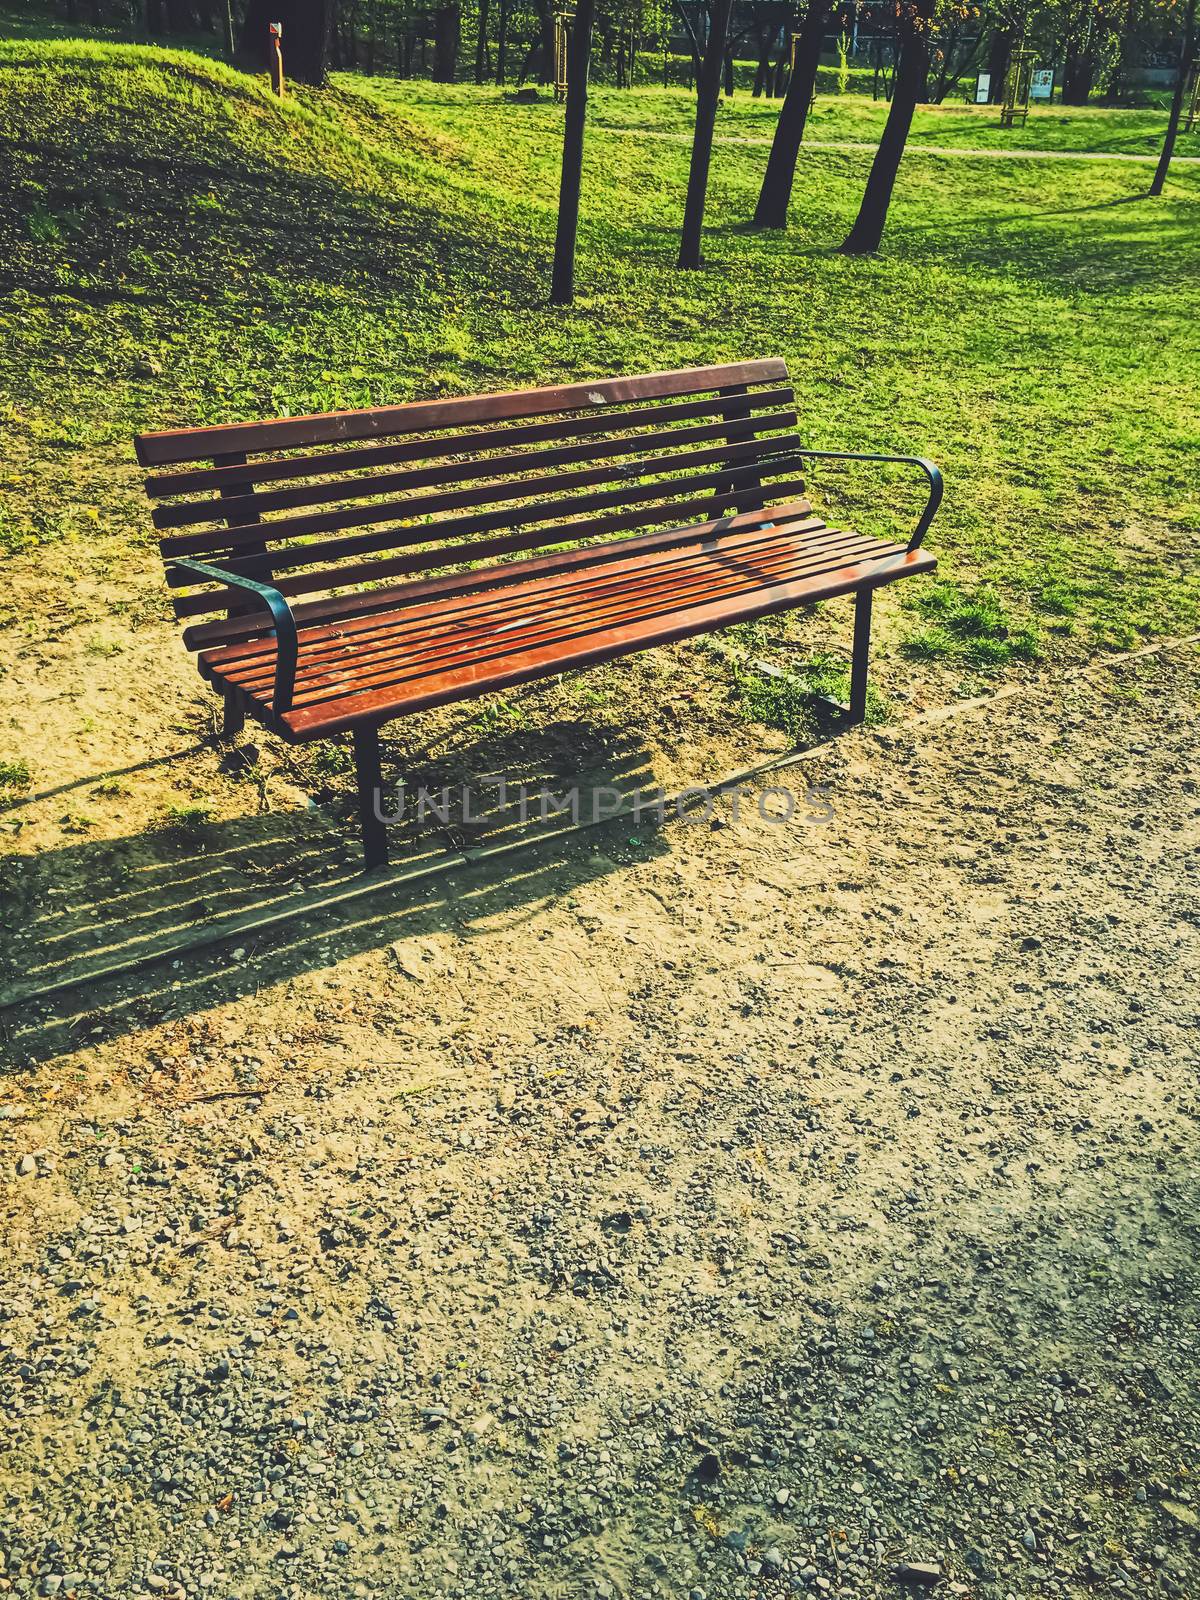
698;185;1198;292
0;719;669;1069
0;90;540;313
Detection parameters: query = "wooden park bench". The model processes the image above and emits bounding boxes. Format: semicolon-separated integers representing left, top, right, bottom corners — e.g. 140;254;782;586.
135;360;941;869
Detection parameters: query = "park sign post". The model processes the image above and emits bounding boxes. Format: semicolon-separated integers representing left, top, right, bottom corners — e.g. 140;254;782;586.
975;71;991;103
269;21;285;96
1030;68;1055;102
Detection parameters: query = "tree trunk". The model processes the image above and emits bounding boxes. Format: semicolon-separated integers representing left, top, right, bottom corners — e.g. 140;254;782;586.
840;0;933;254
678;0;734;268
985;25;1010;102
673;0;704;93
1151;0;1196;195
723;46;735;95
752;24;772;96
772;43;788;95
753;0;829;228
1102;0;1138;103
433;2;459;79
345;0;360;70
1061;41;1096;104
238;0;334;84
495;0;507;82
474;0;489;81
550;0;597;304
290;0;333;82
533;0;555;82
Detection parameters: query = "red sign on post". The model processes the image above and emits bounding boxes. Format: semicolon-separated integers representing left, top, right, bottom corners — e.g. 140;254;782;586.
269;22;285;98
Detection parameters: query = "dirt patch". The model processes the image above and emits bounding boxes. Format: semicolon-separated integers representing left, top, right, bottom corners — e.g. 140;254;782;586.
0;640;1197;1599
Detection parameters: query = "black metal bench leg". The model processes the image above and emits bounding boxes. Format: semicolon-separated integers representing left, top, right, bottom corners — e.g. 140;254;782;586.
222;686;245;738
353;724;389;871
849;588;873;725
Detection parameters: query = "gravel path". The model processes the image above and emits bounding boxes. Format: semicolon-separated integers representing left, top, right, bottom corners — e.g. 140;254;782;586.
2;641;1198;1600
602;126;1200;164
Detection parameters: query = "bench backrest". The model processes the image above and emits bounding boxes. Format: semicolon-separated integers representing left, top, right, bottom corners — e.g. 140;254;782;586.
135;359;804;651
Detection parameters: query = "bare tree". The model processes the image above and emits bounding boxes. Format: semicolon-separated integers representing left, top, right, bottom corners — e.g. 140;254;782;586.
551;0;598;303
1150;0;1196;194
753;0;830;228
840;0;934;255
678;0;734;266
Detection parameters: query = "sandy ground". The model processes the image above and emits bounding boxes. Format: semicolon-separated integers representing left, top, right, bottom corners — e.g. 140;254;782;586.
1;637;1199;1600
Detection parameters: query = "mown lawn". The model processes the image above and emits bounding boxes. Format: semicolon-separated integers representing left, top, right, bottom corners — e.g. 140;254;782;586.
0;37;1197;680
585;82;1200;155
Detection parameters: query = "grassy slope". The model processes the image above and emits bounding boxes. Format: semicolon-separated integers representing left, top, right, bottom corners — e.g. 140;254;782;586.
0;38;1197;681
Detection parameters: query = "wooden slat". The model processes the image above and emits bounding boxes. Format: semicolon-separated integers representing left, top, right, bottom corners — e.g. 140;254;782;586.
169;476;810;618
135;360;790;466
181;498;818;652
144;388;796;499
272;546;932;739
161;435;804;565
211;524;873;692
152;411;800;530
271;533;888;707
201;511;830;673
206;528;880;702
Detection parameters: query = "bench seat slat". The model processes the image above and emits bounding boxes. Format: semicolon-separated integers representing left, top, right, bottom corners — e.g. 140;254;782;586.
212;526;877;694
135;359;790;466
180;497;818;652
202;511;832;675
198;517;933;740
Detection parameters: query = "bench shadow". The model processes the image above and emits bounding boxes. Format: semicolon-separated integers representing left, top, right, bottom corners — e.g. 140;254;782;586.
0;720;669;1071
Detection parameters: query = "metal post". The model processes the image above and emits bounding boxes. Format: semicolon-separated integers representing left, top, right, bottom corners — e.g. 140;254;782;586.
353;725;389;870
269;21;286;97
849;588;873;724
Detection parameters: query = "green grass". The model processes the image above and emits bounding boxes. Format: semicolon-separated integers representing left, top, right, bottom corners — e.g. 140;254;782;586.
904;580;1043;666
0;37;1197;677
160;800;214;832
587;83;1200;156
735;654;888;736
0;757;32;797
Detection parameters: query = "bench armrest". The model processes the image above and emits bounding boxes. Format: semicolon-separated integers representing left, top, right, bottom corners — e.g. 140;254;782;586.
793;450;943;550
169;558;298;714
